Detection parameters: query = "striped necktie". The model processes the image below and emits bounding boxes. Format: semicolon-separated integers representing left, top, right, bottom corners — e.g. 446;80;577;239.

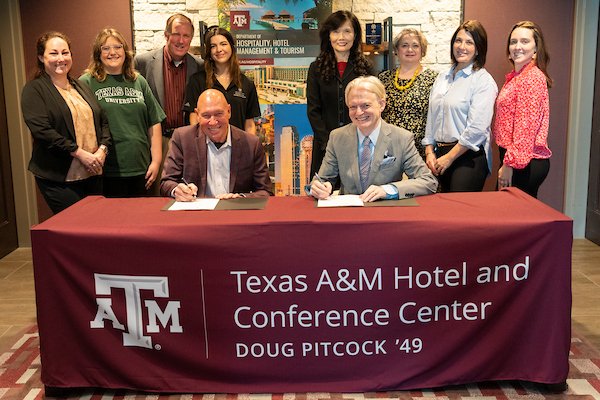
360;136;371;193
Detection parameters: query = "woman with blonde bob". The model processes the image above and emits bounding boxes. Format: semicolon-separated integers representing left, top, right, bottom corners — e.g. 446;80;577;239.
493;21;552;198
80;28;165;197
379;28;438;160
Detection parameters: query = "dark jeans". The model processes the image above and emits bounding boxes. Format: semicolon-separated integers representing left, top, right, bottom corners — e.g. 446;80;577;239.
498;147;550;198
103;175;149;198
36;175;103;214
435;145;488;192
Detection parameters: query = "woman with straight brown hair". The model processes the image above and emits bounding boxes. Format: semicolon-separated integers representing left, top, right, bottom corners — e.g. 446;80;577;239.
183;27;260;134
22;31;111;213
493;21;552;198
423;20;498;192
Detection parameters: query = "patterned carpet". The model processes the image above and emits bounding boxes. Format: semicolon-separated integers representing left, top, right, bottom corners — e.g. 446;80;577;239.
2;325;600;400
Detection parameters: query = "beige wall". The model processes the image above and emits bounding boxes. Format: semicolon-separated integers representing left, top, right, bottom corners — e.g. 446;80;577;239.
131;0;461;71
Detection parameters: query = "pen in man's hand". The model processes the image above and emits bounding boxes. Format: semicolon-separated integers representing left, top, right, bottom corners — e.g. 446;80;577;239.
182;178;196;199
314;173;330;199
315;173;325;185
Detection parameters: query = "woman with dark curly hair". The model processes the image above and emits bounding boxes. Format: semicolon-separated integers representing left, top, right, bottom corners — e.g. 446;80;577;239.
80;28;165;197
307;10;372;177
183;27;260;135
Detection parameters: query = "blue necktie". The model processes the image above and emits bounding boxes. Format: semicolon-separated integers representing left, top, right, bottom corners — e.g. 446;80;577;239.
360;137;371;193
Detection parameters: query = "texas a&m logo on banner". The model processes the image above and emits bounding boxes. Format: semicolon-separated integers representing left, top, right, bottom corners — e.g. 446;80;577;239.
230;11;250;30
90;273;183;349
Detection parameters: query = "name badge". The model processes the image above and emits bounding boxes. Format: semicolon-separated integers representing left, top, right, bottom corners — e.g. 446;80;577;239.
233;88;247;99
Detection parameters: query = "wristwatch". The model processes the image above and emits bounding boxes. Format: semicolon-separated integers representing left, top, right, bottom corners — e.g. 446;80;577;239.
100;145;109;155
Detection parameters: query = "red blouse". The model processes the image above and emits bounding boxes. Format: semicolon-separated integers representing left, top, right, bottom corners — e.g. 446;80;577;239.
493;61;551;169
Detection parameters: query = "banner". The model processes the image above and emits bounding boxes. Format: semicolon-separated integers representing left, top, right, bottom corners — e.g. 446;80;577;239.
220;0;332;195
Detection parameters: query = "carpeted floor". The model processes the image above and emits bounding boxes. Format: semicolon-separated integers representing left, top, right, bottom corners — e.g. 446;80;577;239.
2;325;600;400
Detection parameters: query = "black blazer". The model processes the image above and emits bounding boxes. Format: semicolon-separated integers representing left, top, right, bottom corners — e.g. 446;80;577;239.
21;73;111;182
306;59;367;177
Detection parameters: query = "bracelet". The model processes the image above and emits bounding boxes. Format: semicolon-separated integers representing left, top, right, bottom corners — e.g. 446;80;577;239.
100;145;109;155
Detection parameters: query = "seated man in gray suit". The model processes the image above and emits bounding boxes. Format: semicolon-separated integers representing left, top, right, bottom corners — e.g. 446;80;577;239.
310;76;437;202
161;89;273;200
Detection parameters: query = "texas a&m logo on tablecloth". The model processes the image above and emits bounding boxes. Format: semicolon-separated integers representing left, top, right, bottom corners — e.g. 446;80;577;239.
90;273;183;349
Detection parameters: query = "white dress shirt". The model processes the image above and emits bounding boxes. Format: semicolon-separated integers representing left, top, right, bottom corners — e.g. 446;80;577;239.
205;126;232;198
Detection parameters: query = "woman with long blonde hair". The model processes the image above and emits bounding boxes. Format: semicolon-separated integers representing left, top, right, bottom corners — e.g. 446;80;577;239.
80;28;165;197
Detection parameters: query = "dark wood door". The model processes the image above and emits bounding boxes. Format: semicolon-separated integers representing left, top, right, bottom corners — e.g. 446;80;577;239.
0;51;18;258
586;16;600;245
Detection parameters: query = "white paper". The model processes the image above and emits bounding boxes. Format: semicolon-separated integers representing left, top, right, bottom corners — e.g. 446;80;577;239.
317;195;364;208
167;198;220;210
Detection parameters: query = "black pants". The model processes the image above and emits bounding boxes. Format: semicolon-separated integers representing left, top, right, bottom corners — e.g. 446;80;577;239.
498;147;550;198
36;176;103;214
103;175;149;198
435;145;488;192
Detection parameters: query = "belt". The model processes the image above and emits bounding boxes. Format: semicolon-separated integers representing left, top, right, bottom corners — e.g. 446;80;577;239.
436;141;458;147
163;128;176;138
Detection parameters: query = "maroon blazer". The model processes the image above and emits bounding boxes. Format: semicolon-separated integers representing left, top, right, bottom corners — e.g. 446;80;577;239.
160;124;273;197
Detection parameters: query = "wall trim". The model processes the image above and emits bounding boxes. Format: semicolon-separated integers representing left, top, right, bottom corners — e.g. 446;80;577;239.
566;0;599;238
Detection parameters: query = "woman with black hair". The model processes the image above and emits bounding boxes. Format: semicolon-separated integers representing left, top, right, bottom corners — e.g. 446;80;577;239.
307;10;372;177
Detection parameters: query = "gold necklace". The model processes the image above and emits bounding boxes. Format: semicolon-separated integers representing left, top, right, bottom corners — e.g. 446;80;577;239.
394;66;420;91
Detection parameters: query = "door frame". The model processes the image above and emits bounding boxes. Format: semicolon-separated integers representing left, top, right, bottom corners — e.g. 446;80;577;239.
565;0;599;239
0;0;38;247
585;4;600;244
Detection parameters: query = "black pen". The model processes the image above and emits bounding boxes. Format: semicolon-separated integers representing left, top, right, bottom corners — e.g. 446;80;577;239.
182;178;197;199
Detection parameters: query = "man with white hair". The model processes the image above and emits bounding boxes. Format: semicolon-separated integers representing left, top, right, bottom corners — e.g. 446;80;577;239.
310;76;437;201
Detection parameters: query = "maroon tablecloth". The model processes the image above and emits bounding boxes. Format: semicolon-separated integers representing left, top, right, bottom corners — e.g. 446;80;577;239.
30;188;573;393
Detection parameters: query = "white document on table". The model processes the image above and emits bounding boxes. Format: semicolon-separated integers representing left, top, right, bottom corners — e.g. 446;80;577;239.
317;195;364;208
168;198;220;210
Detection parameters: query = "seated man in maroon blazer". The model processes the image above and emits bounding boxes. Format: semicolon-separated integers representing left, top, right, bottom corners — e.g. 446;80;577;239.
160;89;273;200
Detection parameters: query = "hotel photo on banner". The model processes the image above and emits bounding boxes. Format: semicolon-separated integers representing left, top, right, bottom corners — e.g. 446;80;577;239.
226;0;330;196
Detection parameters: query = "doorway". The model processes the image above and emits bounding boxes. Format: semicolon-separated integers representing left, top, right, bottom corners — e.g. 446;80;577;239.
0;51;19;258
586;15;600;245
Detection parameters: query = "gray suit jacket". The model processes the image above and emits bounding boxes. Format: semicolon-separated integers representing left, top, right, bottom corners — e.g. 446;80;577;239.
317;120;438;198
134;47;203;111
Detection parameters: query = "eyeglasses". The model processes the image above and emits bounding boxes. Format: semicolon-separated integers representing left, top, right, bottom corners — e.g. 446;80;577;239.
101;44;123;53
